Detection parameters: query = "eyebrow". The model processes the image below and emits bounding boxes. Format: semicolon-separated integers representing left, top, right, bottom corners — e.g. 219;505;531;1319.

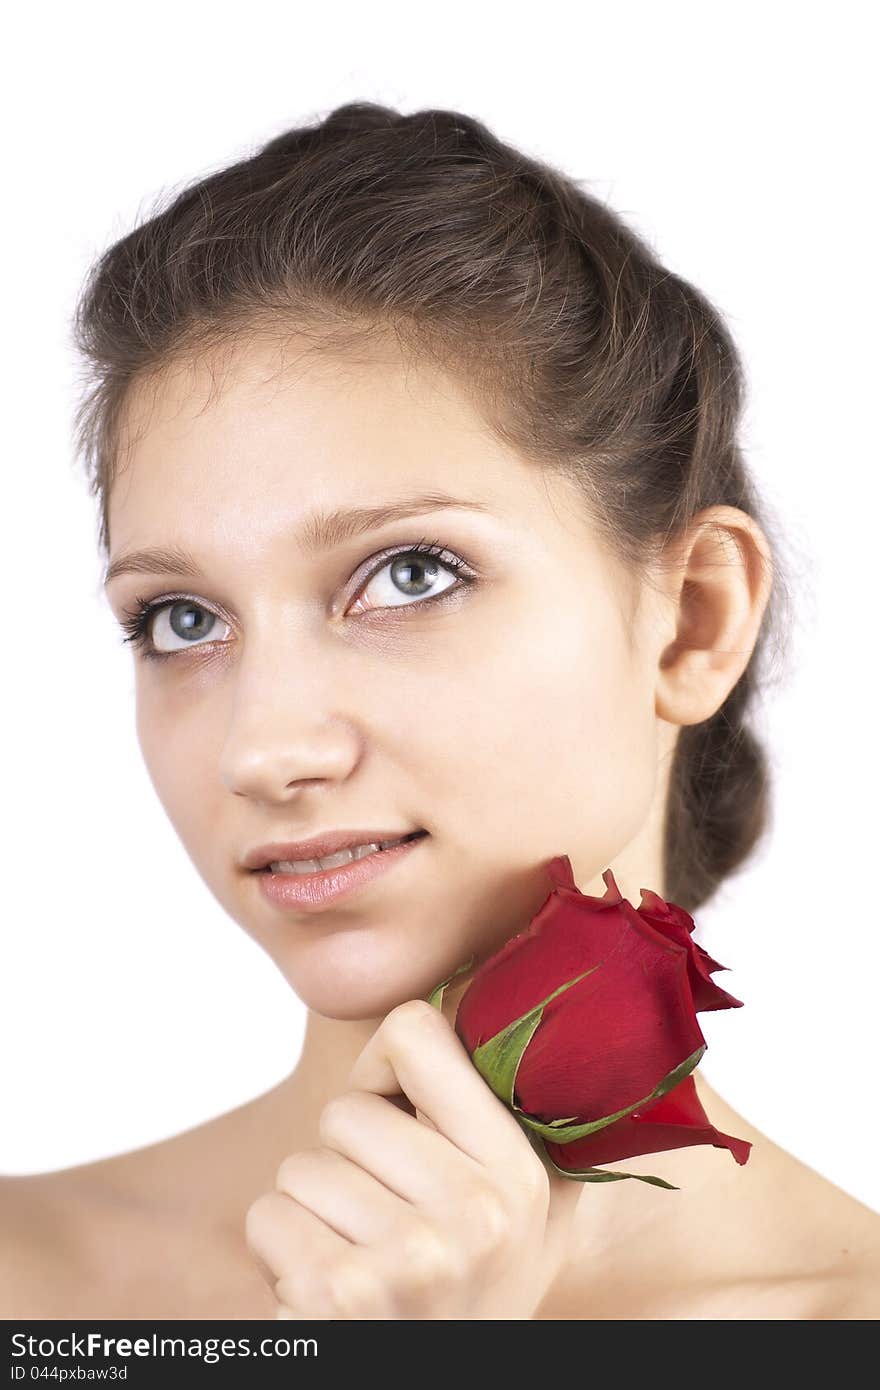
103;492;495;587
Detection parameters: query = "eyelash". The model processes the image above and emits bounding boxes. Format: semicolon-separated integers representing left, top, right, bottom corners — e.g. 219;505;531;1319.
116;537;477;664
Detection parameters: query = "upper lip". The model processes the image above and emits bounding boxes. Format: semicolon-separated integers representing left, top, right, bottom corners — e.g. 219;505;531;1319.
243;829;426;870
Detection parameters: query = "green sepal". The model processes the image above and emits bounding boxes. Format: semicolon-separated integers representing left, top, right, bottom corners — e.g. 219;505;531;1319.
426;955;476;1011
429;951;702;1197
511;1043;707;1143
470;967;601;1107
541;1144;680;1190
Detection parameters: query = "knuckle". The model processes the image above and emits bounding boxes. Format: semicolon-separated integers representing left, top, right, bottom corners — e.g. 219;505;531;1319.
322;1256;384;1316
461;1185;512;1259
317;1091;366;1145
273;1273;300;1310
274;1269;312;1315
274;1149;312;1194
244;1191;279;1251
399;1221;463;1292
384;997;441;1042
508;1158;550;1214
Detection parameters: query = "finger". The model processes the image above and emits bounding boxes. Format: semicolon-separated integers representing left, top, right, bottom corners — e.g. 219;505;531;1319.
347;999;534;1171
275;1244;398;1320
248;1188;397;1320
316;1089;489;1209
433;958;481;1031
245;1188;350;1287
275;1143;414;1243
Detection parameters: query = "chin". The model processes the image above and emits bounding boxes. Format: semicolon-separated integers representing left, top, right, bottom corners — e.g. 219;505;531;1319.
276;954;453;1023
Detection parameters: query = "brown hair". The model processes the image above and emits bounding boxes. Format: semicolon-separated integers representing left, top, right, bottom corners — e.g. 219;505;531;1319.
72;101;794;914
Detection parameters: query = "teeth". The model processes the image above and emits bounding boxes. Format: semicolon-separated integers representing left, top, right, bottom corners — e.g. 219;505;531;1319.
268;833;419;874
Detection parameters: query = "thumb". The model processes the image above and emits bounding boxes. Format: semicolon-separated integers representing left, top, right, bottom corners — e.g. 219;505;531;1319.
434;959;480;1031
436;971;584;1269
411;961;479;1129
412;973;474;1131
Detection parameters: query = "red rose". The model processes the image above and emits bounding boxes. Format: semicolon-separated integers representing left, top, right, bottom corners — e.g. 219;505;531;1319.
428;855;751;1188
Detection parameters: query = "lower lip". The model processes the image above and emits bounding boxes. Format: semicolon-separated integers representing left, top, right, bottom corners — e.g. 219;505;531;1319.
254;834;428;913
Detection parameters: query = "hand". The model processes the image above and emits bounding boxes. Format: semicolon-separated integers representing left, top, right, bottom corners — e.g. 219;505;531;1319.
245;997;583;1319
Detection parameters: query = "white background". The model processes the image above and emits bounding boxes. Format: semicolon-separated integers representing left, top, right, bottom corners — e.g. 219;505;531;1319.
2;2;877;1214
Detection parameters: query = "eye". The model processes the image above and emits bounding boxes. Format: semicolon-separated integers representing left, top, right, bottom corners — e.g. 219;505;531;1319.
116;540;477;662
348;543;468;615
139;599;230;657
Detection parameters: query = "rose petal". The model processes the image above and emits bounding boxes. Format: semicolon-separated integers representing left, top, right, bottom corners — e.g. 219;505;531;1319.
545;855;578;891
512;924;705;1121
456;862;682;1055
637;891;743;1014
455;877;624;1052
688;946;744;1011
543;1073;752;1170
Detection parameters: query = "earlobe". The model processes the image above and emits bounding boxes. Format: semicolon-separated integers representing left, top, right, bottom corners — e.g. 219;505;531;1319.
653;505;774;728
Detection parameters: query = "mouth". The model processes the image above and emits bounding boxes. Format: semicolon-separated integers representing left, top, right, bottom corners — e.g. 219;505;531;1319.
254;830;429;913
256;829;429;874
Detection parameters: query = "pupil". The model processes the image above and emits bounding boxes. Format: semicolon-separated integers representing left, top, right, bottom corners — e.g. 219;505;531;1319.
392;555;439;594
171;602;213;640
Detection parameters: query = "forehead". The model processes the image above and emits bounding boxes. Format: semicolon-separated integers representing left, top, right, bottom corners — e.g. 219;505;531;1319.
107;330;578;546
119;327;482;438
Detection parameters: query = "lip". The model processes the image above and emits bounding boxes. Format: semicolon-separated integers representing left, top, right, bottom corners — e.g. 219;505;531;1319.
255;833;428;913
243;829;426;871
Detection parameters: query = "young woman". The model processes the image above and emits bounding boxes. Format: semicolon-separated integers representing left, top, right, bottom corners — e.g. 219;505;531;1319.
3;102;877;1320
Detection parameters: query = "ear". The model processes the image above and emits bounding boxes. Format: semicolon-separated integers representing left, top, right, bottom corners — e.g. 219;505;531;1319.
653;505;774;727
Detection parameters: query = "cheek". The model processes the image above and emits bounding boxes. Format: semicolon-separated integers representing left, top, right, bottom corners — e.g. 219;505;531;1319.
134;682;222;854
393;594;657;858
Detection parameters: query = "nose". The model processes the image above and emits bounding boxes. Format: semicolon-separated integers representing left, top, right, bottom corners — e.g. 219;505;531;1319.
222;714;362;802
218;643;363;803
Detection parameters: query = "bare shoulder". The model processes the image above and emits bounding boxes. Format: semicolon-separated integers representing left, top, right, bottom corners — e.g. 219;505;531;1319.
698;1161;880;1319
699;1085;880;1318
0;1152;155;1319
536;1101;880;1321
811;1195;880;1319
792;1164;880;1317
817;1265;880;1319
1;1168;81;1318
0;1105;282;1319
706;1153;880;1319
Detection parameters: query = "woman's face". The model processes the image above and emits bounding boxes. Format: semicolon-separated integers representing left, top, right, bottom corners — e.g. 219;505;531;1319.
105;333;671;1020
